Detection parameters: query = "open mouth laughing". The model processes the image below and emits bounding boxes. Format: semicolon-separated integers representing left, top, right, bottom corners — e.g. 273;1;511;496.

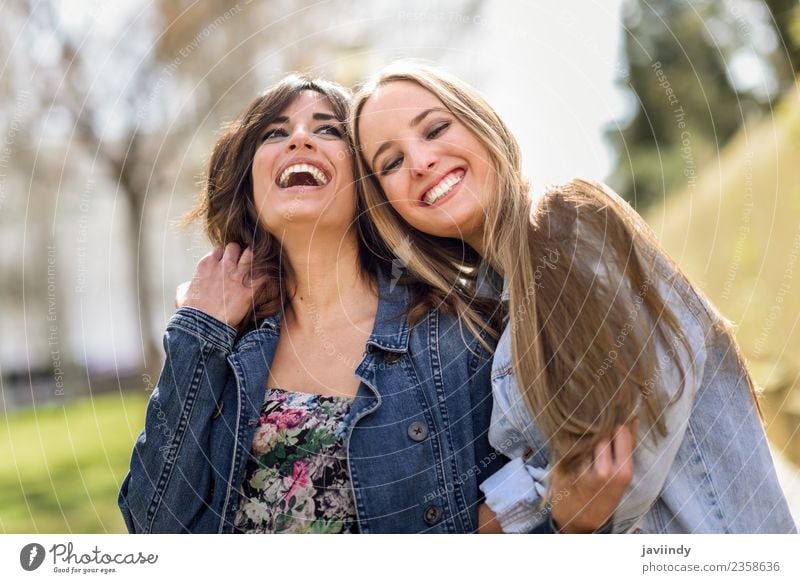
276;160;331;189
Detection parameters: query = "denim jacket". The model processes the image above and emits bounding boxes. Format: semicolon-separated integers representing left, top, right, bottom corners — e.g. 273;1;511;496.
118;271;503;533
480;250;797;534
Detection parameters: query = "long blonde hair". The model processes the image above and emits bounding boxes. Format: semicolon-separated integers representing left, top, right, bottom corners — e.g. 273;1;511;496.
351;63;760;472
351;64;523;345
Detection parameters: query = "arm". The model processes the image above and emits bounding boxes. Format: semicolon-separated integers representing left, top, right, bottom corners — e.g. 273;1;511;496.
479;426;635;534
118;244;266;532
117;307;238;532
479;363;636;533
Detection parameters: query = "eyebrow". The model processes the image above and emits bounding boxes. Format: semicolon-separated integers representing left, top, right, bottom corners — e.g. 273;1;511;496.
370;107;449;170
266;112;340;125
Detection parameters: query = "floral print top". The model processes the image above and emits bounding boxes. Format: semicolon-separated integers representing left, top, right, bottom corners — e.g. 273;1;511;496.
234;387;357;534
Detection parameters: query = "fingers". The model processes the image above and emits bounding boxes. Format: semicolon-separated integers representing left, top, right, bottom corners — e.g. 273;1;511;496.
629;417;640;447
579;426;635;490
551;424;638;533
222;242;242;269
204;243;252;277
239;246;254;267
612;424;636;483
592;438;614;483
614;424;635;460
237;247;256;284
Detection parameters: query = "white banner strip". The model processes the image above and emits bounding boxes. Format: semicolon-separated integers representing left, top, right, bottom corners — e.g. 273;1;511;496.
1;534;798;582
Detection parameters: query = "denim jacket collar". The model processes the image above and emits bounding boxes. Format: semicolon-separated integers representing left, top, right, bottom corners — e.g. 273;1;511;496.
257;310;282;333
365;268;410;354
476;261;508;302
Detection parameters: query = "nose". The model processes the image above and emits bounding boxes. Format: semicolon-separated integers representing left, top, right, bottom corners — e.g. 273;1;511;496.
287;126;316;152
409;144;438;176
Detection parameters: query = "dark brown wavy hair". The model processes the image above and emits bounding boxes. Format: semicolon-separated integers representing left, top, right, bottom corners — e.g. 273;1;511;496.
184;74;390;332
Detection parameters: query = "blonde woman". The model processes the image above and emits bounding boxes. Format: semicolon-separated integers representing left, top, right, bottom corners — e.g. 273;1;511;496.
351;63;797;534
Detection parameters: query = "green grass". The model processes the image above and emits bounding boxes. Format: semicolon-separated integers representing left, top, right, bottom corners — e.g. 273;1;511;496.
0;390;149;533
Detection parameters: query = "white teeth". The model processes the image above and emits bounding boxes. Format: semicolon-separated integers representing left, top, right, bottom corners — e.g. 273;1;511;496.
278;163;329;188
423;172;463;205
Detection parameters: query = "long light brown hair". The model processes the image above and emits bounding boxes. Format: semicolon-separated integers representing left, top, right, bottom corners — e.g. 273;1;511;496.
352;65;513;346
352;64;758;472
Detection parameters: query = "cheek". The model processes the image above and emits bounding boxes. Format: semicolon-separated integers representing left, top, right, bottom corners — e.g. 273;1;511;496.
330;142;353;175
381;176;413;206
251;151;272;195
381;185;413;222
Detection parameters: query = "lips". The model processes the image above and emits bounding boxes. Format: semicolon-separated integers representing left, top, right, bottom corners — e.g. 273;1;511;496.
275;159;331;189
420;169;465;206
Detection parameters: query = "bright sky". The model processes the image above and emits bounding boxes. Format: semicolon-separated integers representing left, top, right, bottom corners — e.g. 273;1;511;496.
56;0;628;194
461;0;628;195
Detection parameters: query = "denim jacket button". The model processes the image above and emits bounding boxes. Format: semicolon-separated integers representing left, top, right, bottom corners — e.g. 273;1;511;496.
407;421;428;442
424;505;443;525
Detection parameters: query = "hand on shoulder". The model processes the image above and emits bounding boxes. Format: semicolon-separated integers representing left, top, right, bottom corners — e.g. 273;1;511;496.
178;243;267;328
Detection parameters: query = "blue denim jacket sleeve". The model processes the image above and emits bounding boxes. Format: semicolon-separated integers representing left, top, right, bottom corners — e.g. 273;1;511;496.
118;307;238;533
479;327;553;534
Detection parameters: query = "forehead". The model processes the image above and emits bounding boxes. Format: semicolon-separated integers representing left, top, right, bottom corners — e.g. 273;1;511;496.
277;90;336;118
360;81;441;121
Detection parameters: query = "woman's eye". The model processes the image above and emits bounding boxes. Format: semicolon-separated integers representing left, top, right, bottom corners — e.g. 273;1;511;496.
381;156;403;176
261;127;287;141
318;124;343;138
426;121;451;140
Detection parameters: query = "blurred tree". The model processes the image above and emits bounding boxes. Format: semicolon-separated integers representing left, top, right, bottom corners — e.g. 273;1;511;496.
0;0;484;389
763;0;800;72
608;0;798;209
0;0;275;378
21;0;243;376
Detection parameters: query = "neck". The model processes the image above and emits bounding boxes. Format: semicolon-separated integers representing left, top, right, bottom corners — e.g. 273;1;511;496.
466;228;499;274
279;227;375;326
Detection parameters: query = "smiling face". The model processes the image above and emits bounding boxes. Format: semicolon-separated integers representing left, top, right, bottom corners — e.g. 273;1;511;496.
357;81;496;251
252;90;356;235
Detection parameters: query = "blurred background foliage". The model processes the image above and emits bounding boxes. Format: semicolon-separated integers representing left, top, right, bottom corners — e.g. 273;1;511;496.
609;0;800;209
1;0;799;532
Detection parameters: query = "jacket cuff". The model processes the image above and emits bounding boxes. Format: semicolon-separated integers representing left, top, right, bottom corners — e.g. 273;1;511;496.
479;457;549;533
167;307;238;353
